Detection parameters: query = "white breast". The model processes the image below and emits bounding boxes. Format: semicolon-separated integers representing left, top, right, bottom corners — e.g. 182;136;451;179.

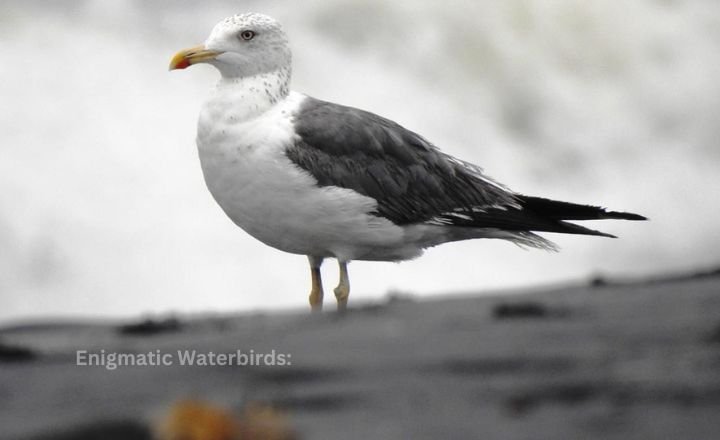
196;85;410;261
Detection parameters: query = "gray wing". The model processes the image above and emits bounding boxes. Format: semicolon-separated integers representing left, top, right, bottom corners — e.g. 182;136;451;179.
286;97;518;225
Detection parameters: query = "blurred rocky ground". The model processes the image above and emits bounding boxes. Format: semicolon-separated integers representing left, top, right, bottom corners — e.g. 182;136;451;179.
2;269;720;439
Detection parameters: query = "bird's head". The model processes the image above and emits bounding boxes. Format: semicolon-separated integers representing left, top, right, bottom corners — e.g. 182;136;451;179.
169;13;291;79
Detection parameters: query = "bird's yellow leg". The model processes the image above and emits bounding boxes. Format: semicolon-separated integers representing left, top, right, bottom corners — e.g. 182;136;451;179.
334;261;350;312
308;256;324;312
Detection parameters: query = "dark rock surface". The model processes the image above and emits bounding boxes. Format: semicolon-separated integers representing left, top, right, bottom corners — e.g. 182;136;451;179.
2;273;720;439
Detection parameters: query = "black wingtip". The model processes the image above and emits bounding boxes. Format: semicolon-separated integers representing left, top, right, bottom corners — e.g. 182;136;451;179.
605;211;648;221
518;196;647;222
554;220;618;238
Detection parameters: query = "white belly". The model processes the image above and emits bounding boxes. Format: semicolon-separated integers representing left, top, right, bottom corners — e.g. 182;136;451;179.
196;91;412;261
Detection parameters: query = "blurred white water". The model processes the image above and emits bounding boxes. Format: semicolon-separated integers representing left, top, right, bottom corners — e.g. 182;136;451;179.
1;0;719;322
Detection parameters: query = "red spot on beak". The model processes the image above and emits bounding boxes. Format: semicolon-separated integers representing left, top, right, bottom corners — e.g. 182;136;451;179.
173;58;191;70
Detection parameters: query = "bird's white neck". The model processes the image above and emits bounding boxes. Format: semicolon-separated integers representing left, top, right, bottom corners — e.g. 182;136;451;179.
211;67;291;122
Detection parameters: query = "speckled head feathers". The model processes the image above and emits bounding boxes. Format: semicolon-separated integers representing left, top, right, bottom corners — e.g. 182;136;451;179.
208;13;284;41
203;13;291;79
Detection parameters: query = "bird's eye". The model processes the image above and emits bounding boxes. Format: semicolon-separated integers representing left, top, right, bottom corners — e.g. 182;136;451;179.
239;30;255;41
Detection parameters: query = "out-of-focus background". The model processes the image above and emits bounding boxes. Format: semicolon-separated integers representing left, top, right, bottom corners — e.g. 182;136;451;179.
2;0;719;323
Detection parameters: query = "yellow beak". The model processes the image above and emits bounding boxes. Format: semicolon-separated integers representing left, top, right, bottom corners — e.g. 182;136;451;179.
169;45;223;70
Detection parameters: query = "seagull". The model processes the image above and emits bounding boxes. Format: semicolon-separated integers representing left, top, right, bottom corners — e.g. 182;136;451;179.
169;13;645;312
